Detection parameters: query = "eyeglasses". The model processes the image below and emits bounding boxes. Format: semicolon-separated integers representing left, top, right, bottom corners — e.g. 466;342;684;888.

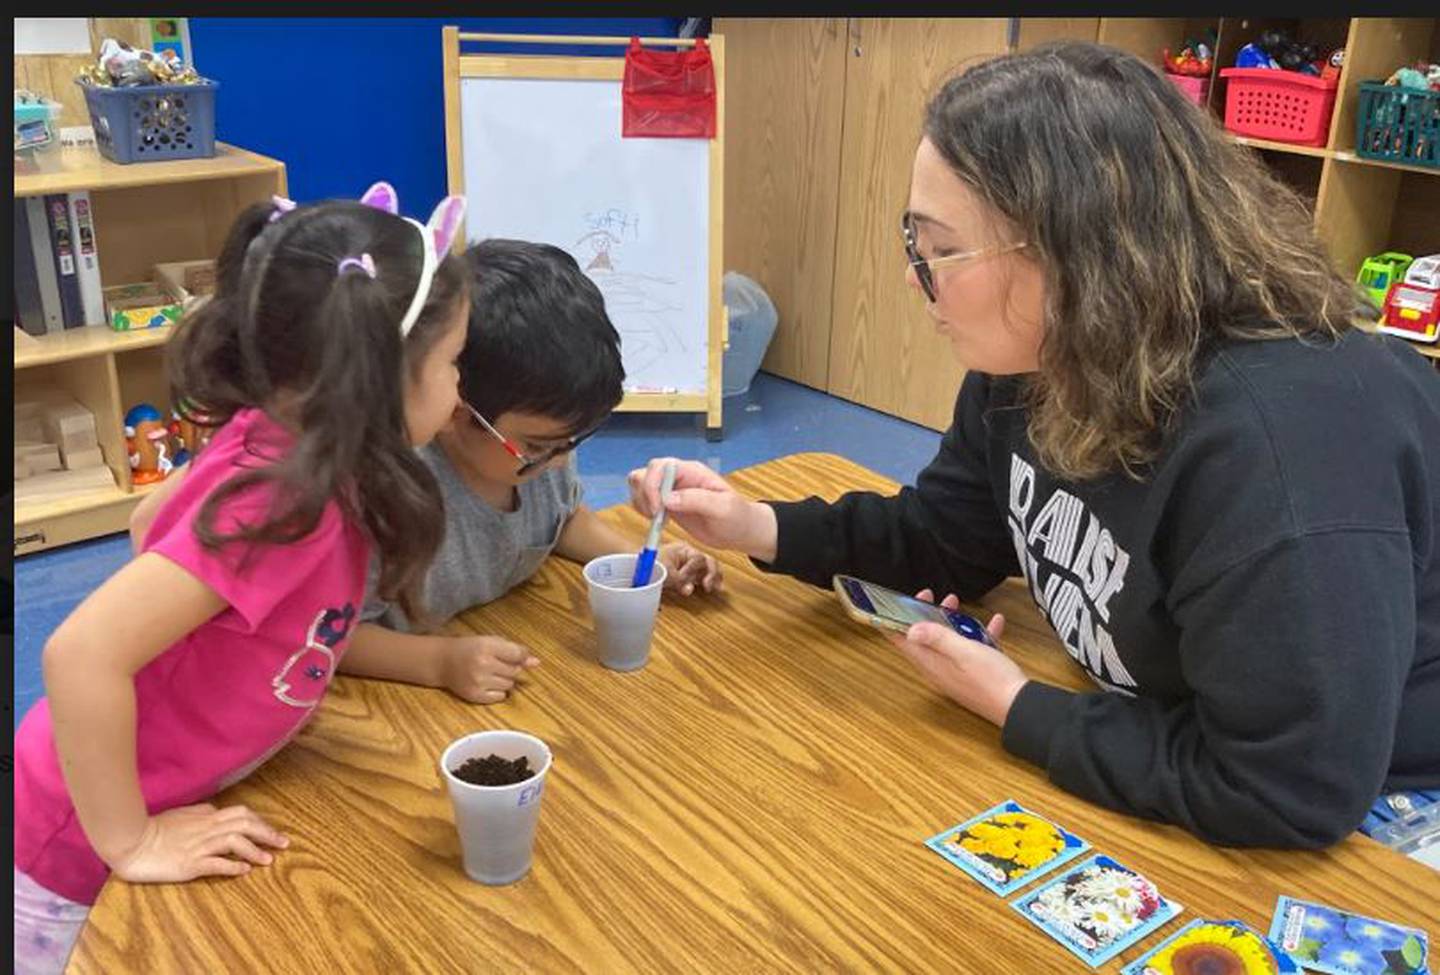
901;212;1028;304
462;401;600;477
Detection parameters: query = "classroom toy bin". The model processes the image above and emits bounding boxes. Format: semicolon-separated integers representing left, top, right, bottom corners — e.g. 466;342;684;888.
1165;72;1210;108
1355;81;1439;169
76;79;218;164
1219;68;1338;147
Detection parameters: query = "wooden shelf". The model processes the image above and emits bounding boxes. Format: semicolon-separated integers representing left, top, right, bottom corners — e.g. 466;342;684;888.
1228;136;1440;179
1331;150;1440;177
15;479;131;524
1230;134;1333;159
13;142;284;199
15;324;172;370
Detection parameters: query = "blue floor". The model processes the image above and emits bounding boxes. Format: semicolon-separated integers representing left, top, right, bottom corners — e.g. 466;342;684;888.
12;373;943;728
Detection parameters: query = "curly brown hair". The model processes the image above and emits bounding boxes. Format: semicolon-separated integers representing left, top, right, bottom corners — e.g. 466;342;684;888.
923;41;1372;480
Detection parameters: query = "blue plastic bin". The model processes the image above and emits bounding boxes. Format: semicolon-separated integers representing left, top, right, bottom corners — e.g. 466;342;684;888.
1355;81;1438;170
77;79;219;164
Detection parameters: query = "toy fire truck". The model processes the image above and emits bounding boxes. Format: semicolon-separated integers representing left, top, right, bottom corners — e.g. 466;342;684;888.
1380;254;1440;344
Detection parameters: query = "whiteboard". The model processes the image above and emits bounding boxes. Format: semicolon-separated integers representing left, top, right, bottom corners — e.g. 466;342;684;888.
460;76;712;395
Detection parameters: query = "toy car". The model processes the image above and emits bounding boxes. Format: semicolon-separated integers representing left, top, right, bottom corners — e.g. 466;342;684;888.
1358;252;1414;310
1379;254;1440;344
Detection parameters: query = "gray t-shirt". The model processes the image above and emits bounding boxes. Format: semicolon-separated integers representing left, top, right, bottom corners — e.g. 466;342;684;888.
361;442;582;632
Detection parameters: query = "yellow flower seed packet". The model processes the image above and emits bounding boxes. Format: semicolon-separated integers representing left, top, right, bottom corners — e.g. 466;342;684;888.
925;799;1090;896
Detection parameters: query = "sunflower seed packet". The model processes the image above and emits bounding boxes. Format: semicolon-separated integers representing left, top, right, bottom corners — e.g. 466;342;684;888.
1268;896;1429;975
924;799;1091;896
1010;853;1183;968
1121;919;1301;975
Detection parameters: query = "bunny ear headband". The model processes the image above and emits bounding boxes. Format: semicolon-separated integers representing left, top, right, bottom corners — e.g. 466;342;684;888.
268;181;467;337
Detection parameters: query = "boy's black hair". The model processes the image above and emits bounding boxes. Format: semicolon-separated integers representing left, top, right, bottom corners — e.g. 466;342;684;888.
460;239;625;434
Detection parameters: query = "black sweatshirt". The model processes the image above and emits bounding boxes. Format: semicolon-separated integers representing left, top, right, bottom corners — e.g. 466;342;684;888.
762;331;1440;849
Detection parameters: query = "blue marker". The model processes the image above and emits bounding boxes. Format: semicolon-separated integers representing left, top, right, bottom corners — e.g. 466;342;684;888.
631;461;677;588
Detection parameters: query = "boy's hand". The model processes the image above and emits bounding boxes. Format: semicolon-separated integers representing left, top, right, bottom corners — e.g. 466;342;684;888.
107;803;289;883
658;542;723;596
439;635;541;704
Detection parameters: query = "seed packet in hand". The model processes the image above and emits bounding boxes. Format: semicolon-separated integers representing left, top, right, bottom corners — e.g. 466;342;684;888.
924;799;1090;897
1010;853;1182;968
1269;895;1429;975
1120;918;1301;975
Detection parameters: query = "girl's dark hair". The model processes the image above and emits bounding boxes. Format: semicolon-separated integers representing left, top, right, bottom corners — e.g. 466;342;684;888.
460;239;625;434
923;41;1370;480
169;199;468;621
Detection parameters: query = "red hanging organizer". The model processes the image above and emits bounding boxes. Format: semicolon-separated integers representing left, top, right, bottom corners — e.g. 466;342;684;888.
621;36;716;138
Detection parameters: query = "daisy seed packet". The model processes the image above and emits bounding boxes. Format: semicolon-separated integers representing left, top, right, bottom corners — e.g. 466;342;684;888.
1120;918;1302;975
1010;853;1183;968
924;799;1091;897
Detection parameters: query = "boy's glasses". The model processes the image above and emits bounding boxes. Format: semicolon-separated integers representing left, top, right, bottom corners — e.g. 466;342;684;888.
462;401;600;477
901;211;1028;304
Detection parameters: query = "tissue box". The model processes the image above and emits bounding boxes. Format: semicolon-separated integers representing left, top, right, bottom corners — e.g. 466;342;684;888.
103;282;183;331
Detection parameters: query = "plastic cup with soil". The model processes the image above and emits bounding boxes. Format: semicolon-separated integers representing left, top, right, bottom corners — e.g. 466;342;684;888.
583;553;667;672
439;730;553;885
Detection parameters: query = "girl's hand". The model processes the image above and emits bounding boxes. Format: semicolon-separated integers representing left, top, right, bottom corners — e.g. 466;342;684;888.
440;635;540;704
107;803;290;884
887;589;1028;727
627;458;779;562
658;542;724;596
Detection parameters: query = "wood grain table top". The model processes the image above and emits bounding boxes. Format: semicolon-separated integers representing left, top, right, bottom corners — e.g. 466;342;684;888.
70;452;1440;973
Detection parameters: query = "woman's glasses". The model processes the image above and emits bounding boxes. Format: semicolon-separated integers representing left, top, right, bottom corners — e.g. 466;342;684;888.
462;401;600;477
901;211;1028;303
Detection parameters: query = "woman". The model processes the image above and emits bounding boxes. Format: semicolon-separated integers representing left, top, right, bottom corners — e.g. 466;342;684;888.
630;42;1440;850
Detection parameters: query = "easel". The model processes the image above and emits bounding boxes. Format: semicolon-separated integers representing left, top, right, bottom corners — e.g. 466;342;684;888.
442;29;728;440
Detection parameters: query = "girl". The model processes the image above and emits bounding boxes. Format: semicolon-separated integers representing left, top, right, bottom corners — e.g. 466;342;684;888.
13;182;469;973
629;42;1440;851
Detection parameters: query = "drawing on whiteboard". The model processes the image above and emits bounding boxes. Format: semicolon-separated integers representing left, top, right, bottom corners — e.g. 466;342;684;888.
574;214;691;385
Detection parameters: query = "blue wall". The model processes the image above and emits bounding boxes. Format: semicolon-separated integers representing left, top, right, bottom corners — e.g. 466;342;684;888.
188;18;683;213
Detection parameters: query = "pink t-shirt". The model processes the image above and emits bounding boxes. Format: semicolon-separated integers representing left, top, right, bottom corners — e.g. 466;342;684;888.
13;407;370;904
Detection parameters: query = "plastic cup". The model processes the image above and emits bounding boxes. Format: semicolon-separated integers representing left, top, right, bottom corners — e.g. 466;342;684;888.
583;553;667;672
439;730;553;885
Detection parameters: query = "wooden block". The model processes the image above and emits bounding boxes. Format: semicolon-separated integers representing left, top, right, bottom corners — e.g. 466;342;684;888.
44;401;97;444
63;446;105;470
13;465;117;503
15;417;45;443
59;429;99;460
16;441;63;473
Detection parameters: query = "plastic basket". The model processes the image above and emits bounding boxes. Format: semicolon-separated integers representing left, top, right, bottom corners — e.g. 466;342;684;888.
1220;67;1337;147
77;79;218;164
1355;81;1439;169
1166;72;1210;108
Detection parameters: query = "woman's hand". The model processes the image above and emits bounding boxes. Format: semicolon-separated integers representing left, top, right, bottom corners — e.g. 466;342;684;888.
107;803;290;884
628;458;779;562
887;589;1029;727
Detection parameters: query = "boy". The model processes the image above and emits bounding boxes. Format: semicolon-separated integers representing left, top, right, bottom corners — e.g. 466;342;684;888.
132;239;722;705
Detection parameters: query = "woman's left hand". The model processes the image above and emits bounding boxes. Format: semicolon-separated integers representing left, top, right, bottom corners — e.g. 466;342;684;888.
887;590;1029;727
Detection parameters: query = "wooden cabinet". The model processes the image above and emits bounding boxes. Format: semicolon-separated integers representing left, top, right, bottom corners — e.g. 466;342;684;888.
826;18;1011;430
718;16;1438;434
13;143;288;556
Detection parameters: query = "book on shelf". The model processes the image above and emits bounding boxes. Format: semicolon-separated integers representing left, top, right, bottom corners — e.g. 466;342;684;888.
66;191;105;327
14;205;48;337
43;194;84;328
22;197;64;334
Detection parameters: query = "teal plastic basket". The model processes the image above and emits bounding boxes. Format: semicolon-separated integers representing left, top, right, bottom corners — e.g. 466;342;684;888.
1355;81;1439;169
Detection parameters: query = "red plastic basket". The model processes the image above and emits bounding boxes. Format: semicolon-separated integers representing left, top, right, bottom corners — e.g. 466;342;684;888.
1220;67;1338;147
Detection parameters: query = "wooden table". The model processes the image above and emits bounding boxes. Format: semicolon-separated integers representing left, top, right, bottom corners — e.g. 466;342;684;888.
70;453;1440;973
